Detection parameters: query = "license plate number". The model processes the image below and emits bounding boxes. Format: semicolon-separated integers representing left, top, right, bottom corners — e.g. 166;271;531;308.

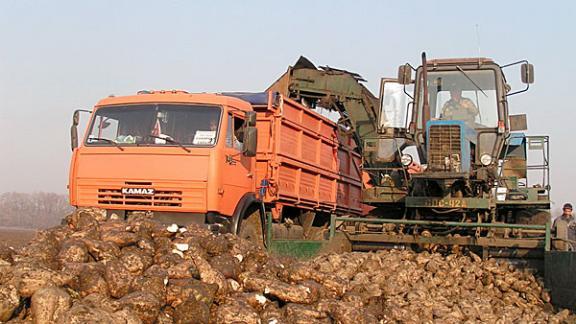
423;199;466;208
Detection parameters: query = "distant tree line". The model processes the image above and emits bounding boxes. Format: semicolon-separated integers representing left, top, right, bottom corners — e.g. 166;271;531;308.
0;192;73;229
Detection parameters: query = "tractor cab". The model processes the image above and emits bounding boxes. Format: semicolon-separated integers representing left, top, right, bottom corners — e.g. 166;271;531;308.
404;57;520;171
414;58;501;131
387;55;536;200
369;53;544;215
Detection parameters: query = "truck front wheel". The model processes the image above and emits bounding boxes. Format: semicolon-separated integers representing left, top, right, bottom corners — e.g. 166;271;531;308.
237;208;264;248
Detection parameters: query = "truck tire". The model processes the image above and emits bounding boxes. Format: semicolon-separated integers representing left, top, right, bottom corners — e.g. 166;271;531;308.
237;209;265;248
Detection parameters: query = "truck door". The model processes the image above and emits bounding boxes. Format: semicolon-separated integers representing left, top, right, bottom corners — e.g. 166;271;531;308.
221;113;253;216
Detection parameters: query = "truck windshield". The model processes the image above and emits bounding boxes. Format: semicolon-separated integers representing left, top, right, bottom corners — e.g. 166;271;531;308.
86;104;222;147
417;69;498;128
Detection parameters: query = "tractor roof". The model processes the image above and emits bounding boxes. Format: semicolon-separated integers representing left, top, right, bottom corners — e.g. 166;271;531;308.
426;57;495;66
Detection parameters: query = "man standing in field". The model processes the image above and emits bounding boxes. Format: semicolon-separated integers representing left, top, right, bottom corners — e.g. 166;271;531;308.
553;203;576;251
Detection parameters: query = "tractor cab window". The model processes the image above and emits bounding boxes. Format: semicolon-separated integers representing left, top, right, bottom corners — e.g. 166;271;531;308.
86;104;222;146
226;114;245;151
417;69;498;128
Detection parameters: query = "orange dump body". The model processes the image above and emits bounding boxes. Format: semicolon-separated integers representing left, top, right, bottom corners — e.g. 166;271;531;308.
69;90;362;229
251;94;362;216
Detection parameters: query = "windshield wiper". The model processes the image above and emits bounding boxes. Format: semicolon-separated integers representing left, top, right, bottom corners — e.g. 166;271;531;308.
88;137;124;151
456;66;487;97
145;135;191;153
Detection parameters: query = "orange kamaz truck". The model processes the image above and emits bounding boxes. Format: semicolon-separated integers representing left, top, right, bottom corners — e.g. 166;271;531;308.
68;90;362;238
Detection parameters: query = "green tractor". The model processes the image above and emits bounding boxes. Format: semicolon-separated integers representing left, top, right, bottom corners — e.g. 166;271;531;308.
264;55;574;310
357;53;551;259
267;54;551;258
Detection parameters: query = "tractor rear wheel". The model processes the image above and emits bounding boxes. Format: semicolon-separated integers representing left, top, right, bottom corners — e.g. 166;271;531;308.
516;209;551;225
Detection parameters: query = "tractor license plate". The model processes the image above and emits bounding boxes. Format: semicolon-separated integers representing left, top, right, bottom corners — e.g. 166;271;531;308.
423;198;467;208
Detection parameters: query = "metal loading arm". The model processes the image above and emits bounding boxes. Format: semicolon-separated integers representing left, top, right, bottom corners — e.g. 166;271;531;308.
267;56;380;153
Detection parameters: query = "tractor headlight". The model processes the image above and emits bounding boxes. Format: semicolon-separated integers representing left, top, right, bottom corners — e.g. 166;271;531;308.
480;153;493;166
401;154;413;166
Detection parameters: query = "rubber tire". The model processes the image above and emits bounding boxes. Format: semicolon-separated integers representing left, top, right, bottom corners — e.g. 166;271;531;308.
237;209;265;248
516;209;551;225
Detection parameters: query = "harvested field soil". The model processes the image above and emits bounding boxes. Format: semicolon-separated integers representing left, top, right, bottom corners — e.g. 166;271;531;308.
0;227;37;249
0;208;573;323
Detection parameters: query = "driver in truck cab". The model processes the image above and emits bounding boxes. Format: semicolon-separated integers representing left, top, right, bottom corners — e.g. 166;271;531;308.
441;87;479;125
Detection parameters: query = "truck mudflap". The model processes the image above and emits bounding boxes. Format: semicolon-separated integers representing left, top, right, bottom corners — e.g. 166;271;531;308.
545;251;576;311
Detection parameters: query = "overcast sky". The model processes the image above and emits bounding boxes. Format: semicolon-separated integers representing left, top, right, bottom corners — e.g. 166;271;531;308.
1;1;574;214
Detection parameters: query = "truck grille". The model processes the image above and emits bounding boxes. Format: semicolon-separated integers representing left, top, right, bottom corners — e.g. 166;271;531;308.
97;188;183;207
428;125;461;171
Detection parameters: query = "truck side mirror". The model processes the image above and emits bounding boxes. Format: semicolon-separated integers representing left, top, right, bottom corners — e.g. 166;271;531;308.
243;126;258;157
72;110;80;126
397;64;412;85
70;109;91;151
71;110;81;151
71;125;78;151
521;63;534;84
245;111;257;127
509;114;528;131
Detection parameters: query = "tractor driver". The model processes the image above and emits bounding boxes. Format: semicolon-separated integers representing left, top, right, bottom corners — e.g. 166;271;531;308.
441;88;479;125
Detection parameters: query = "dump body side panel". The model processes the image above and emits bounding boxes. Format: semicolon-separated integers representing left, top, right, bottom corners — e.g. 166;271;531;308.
254;94;362;215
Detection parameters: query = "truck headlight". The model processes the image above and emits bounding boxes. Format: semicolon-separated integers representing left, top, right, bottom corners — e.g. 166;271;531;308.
401;154;413;166
480;153;493;166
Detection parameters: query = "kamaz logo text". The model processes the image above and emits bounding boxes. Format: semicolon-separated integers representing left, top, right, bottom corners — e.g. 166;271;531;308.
121;188;155;196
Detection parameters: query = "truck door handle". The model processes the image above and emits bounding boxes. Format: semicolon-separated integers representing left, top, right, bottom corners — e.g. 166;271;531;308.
225;155;237;165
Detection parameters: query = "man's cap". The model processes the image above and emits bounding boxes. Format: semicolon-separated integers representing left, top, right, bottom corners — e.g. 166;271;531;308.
563;203;573;209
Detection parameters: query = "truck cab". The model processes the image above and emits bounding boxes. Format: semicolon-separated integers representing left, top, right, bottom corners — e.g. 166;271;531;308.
69;91;258;232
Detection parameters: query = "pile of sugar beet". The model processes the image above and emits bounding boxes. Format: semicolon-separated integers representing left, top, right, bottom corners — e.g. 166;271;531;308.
0;208;573;324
